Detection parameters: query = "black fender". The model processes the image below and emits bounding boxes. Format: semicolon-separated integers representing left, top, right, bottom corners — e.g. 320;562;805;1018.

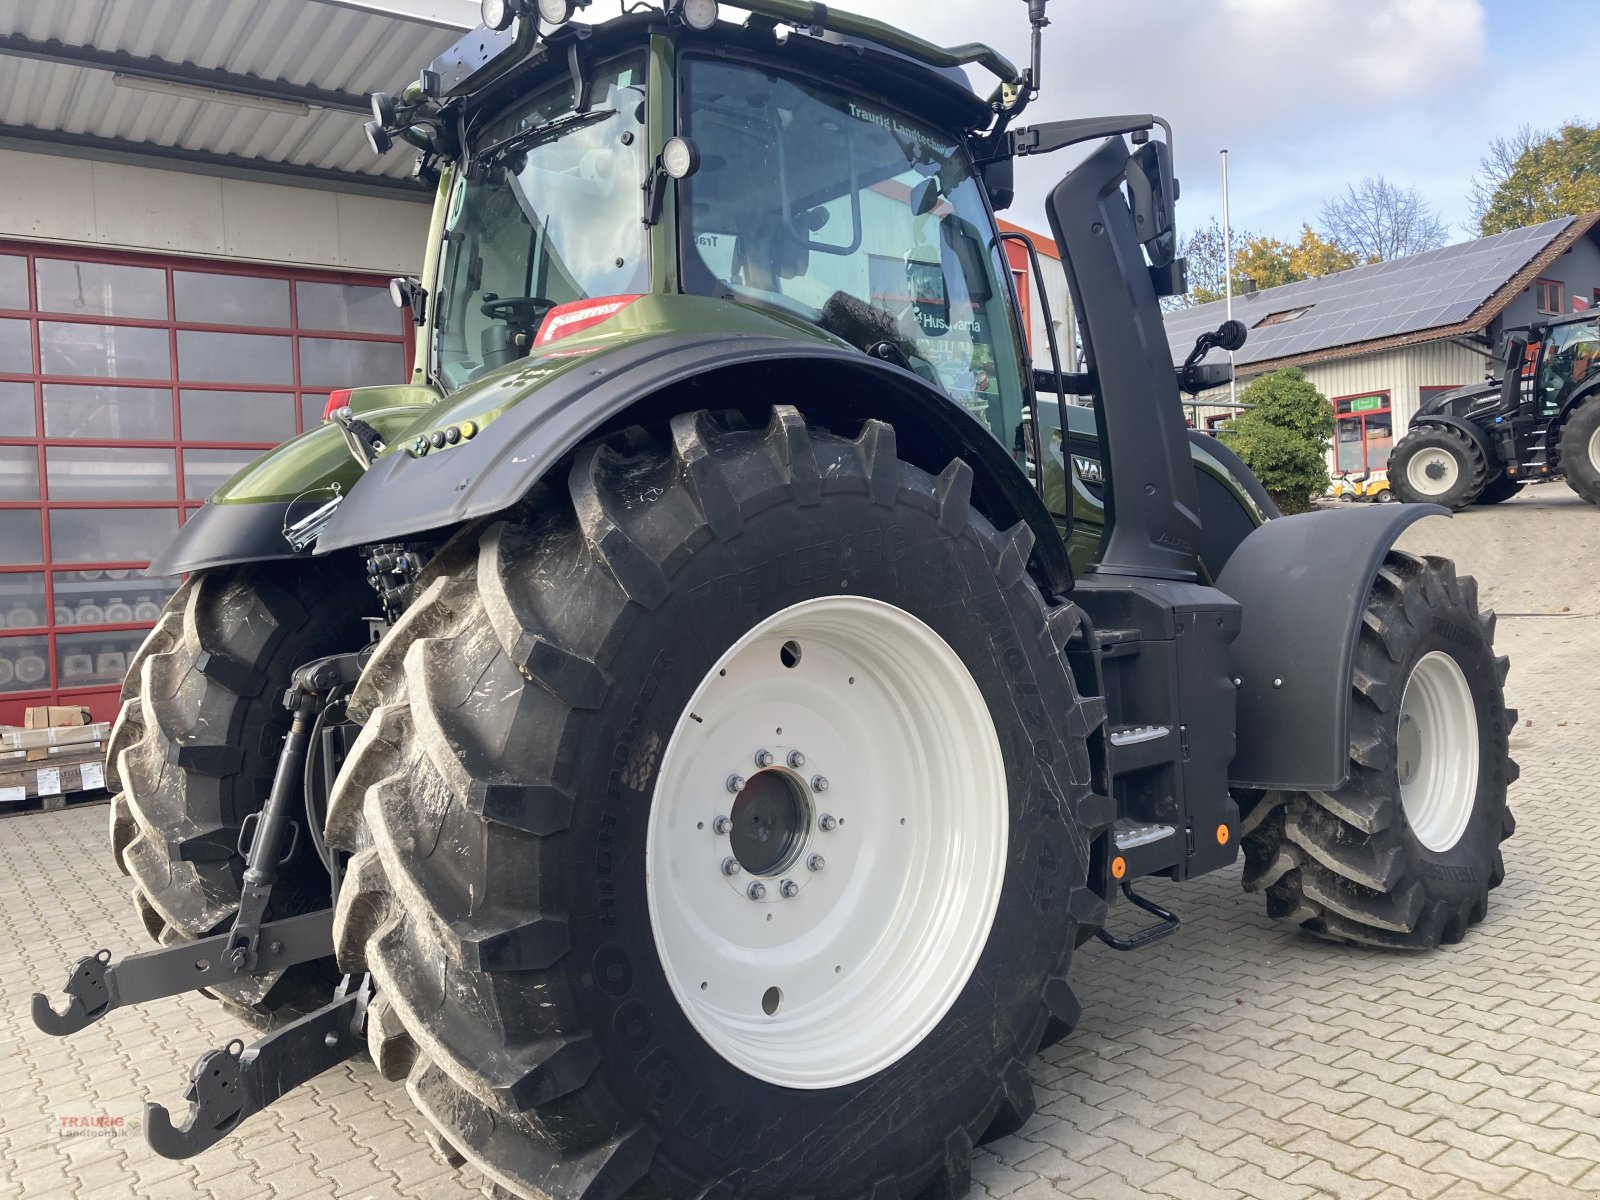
1408;412;1497;468
1217;503;1448;790
316;333;1074;593
146;498;318;578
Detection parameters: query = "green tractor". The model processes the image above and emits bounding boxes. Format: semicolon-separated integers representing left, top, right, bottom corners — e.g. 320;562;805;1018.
35;3;1517;1196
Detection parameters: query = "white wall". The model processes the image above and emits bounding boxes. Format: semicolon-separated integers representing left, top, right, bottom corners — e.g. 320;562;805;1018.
0;149;430;275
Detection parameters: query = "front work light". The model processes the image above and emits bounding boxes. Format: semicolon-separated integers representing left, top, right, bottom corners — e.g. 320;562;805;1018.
670;0;720;30
536;0;577;25
482;0;514;29
661;136;701;180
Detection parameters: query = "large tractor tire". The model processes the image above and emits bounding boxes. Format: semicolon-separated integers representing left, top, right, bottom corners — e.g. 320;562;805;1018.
107;562;370;1025
1558;398;1600;506
326;406;1110;1199
1240;552;1516;947
1473;475;1525;506
1390;425;1487;509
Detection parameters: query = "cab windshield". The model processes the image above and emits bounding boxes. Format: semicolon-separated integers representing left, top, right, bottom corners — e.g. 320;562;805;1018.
679;57;1025;446
432;57;648;390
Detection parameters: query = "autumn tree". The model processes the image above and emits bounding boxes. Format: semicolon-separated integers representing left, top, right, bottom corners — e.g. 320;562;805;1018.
1165;218;1258;310
1216;368;1334;513
1233;225;1361;292
1470;121;1600;235
1319;176;1448;261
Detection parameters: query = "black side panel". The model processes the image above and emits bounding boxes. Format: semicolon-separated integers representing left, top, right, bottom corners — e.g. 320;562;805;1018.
1218;504;1448;790
316;334;1073;594
146;499;311;578
1045;138;1202;580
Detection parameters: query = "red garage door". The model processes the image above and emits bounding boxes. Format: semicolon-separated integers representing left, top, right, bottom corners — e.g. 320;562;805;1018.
0;243;409;724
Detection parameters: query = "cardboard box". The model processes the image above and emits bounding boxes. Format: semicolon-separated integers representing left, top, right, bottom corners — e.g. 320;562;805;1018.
0;721;110;755
22;705;92;761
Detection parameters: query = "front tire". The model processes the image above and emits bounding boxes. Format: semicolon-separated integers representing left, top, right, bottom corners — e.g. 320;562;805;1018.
1557;398;1600;506
1390;425;1487;509
1240;552;1516;947
326;407;1109;1199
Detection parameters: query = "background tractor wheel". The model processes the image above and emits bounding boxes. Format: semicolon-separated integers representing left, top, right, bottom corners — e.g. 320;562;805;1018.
326;406;1111;1200
1239;551;1516;947
1390;426;1487;509
1473;475;1525;506
107;562;370;1025
1557;398;1600;506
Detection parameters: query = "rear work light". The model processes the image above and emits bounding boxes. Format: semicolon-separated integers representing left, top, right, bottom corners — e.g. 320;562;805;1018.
535;295;642;346
322;389;354;421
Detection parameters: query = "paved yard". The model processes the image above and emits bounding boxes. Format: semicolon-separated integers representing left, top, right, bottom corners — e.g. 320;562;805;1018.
3;485;1598;1200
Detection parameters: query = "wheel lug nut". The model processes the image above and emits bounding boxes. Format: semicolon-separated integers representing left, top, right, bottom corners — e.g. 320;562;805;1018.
807;854;826;872
811;775;829;792
754;749;774;768
721;857;742;876
712;815;732;835
747;881;767;901
787;750;806;768
726;774;746;794
818;813;837;831
779;879;799;898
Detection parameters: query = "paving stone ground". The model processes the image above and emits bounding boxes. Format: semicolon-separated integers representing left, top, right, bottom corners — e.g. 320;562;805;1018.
2;485;1597;1199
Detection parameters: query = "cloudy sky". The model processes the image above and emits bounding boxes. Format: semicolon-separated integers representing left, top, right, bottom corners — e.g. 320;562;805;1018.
795;0;1594;245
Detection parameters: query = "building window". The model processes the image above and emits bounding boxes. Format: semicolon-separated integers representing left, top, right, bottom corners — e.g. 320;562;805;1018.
1333;392;1393;474
1253;305;1314;328
1535;278;1565;315
0;243;408;722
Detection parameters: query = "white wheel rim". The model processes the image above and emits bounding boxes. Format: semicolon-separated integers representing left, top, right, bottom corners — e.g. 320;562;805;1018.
646;596;1006;1089
1588;423;1600;473
1396;651;1479;853
1406;448;1459;496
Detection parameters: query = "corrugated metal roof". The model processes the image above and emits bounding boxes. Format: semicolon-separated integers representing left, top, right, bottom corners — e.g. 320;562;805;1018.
0;0;468;188
1164;216;1579;369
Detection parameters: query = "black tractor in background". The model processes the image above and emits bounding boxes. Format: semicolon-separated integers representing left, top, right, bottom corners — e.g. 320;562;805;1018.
1391;311;1600;508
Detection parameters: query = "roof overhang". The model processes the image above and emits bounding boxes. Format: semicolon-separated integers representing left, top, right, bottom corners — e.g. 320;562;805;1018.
0;0;474;202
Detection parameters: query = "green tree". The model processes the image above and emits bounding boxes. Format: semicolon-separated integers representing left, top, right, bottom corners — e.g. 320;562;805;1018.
1470;121;1600;235
1217;368;1333;513
1234;225;1361;292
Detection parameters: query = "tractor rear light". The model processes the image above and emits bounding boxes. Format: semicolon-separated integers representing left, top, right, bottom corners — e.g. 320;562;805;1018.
322;389;354;421
535;295;642;346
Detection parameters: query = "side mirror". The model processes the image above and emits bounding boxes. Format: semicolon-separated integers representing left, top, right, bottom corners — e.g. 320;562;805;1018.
981;158;1015;212
1501;335;1528;407
910;178;942;217
390;276;427;326
1126;140;1177;266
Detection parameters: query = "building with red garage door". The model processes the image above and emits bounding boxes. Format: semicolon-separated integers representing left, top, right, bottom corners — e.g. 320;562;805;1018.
0;0;480;724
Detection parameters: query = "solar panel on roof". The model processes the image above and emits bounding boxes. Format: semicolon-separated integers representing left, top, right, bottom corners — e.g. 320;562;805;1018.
1162;216;1577;366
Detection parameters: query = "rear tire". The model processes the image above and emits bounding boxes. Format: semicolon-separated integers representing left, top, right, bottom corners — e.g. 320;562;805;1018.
1557;398;1600;506
1390;425;1487;509
107;562;369;1024
327;407;1110;1199
1239;552;1515;947
1473;475;1525;505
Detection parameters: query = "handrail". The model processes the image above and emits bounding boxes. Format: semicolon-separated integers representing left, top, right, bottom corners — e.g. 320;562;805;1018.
730;1;1021;85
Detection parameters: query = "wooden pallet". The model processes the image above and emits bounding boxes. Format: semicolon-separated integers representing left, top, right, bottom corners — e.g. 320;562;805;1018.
0;745;110;818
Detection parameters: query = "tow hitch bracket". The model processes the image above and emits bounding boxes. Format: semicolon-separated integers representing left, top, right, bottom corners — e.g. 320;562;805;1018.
144;974;373;1160
31;909;334;1037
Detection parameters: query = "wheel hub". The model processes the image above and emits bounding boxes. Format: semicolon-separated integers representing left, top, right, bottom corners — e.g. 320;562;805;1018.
1588;423;1600;473
1397;650;1480;853
646;596;1006;1089
1407;447;1459;495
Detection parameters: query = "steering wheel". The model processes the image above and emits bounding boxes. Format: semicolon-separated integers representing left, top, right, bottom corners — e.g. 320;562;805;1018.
480;295;555;326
